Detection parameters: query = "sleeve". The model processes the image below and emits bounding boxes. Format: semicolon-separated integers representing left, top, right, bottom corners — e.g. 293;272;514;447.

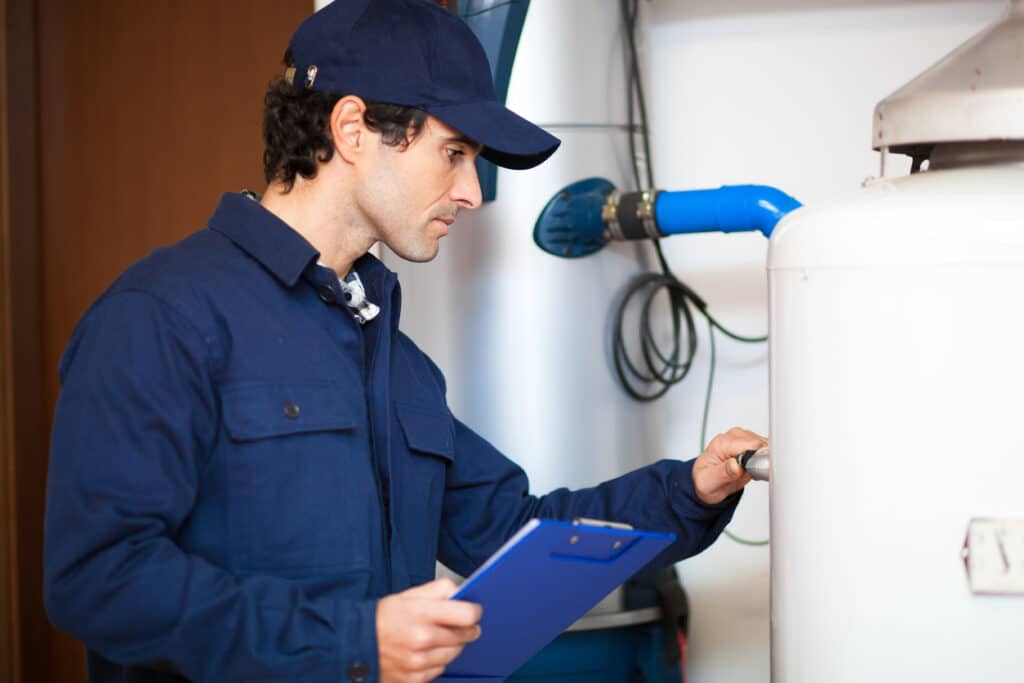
44;291;379;682
437;416;741;578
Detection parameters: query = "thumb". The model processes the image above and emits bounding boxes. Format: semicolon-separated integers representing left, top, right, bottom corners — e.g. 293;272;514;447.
707;457;742;490
695;456;747;503
727;456;744;479
403;577;458;600
704;454;742;483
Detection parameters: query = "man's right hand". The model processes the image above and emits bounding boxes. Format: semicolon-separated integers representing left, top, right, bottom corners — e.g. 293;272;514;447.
376;577;482;683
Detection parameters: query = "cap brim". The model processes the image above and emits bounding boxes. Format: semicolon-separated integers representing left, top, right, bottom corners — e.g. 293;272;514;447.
427;100;560;170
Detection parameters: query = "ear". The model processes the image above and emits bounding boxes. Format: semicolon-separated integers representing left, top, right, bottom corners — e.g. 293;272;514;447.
330;96;370;165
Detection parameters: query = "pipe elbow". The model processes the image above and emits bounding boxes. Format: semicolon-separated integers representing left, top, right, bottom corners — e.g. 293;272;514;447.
744;185;802;237
714;185;802;237
655;185;802;238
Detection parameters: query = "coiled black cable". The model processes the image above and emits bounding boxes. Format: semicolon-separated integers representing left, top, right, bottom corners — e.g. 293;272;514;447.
612;272;701;401
613;0;767;403
616;0;769;545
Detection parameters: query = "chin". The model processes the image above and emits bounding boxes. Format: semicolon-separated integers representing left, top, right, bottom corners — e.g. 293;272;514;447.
393;243;440;264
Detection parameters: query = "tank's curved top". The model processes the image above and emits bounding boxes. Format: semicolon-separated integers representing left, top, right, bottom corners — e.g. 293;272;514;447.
768;164;1024;271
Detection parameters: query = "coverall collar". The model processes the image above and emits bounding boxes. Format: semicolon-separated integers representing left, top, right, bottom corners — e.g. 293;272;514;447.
208;192;320;288
208;193;400;307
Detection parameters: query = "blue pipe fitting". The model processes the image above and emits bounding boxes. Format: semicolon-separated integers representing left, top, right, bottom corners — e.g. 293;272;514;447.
534;177;616;258
533;178;801;259
655;185;802;238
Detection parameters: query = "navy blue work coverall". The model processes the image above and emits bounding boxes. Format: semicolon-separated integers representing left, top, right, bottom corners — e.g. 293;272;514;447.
44;193;740;683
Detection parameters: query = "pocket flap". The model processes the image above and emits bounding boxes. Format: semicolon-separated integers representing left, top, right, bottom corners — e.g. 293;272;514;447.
396;402;454;462
220;380;358;442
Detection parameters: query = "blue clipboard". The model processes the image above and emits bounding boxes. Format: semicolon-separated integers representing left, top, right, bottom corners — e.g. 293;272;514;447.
438;518;675;681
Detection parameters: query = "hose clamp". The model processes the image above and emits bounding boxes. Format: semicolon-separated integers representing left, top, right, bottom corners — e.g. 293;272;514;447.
638;189;660;238
602;191;623;240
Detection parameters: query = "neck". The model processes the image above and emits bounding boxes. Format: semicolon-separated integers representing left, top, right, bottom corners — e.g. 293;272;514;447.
260;175;375;276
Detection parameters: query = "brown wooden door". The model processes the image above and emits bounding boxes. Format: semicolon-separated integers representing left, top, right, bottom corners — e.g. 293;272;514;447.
3;2;313;681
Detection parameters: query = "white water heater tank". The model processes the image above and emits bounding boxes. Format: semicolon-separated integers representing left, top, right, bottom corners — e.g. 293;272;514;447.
767;2;1024;680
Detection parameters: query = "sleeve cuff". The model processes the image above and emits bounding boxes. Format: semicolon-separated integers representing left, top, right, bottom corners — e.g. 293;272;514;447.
667;459;743;523
337;598;380;683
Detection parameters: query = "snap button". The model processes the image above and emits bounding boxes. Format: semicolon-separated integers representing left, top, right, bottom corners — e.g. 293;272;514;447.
347;662;369;681
318;287;336;304
282;401;300;419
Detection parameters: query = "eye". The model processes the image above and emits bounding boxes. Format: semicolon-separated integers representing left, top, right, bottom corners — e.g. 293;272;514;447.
445;147;464;163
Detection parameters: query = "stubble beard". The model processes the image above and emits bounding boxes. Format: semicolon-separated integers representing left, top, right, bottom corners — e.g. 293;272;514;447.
387;222;441;264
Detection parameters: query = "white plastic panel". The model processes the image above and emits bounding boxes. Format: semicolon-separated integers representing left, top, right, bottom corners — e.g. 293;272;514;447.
964;517;1024;595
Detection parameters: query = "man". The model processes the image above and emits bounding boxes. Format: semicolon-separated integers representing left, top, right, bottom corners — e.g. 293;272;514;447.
44;1;766;682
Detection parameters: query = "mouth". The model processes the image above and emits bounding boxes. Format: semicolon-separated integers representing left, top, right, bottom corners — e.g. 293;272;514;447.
433;216;455;235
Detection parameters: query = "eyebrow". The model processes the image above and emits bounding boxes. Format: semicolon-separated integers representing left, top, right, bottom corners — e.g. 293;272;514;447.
442;135;484;153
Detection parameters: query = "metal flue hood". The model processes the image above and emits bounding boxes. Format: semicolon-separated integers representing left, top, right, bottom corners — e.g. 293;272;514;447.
874;0;1024;155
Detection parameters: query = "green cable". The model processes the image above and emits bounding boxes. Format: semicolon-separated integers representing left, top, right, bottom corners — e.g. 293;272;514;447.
701;320;770;547
723;529;770;547
620;0;770;548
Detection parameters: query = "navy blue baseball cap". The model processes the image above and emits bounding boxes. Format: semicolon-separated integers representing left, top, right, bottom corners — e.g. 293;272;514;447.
287;0;560;170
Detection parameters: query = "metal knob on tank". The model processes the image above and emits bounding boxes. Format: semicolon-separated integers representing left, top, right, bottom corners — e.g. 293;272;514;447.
766;2;1024;681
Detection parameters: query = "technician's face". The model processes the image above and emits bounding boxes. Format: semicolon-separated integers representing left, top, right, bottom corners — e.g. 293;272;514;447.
357;115;483;262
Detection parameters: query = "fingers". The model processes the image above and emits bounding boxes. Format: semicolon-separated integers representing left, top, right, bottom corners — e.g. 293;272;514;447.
377;580;484;683
397;665;448;683
721;455;750;483
701;455;750;493
399;643;467;669
399;598;481;631
404;622;481;650
401;577;458;600
710;427;768;458
435;625;482;647
424;599;481;628
727;456;744;479
388;578;483;632
396;579;481;624
692;427;766;504
378;623;479;683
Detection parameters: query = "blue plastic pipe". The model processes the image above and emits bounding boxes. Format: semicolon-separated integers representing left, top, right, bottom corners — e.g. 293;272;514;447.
655;185;802;238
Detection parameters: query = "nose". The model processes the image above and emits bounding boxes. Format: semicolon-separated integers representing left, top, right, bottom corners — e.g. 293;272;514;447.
451;160;482;210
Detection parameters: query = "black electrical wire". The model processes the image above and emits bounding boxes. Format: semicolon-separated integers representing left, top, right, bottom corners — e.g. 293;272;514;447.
615;0;770;546
621;0;654;191
613;0;767;404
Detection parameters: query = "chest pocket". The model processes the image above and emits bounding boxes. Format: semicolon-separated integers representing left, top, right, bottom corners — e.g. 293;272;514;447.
393;401;454;583
218;380;377;582
221;380;357;440
395;401;454;462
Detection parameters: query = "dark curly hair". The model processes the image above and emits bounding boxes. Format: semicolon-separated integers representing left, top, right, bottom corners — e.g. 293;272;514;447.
262;49;428;190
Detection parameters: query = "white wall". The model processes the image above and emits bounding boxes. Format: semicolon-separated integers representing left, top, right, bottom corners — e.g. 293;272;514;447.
386;1;1006;681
